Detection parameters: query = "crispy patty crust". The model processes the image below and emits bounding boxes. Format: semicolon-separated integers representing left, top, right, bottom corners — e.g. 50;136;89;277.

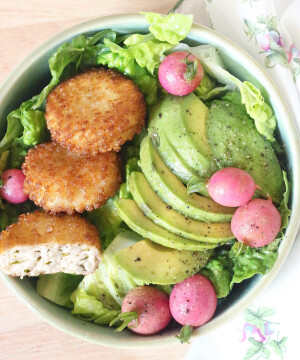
45;67;146;154
22;142;121;214
0;211;101;277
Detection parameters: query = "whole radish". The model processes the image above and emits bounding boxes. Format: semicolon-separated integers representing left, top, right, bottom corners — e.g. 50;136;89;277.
0;169;28;204
231;198;281;247
169;274;217;327
158;51;204;96
121;286;171;335
207;167;256;207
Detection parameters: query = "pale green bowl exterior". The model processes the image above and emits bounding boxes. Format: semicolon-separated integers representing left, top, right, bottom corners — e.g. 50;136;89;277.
0;14;299;348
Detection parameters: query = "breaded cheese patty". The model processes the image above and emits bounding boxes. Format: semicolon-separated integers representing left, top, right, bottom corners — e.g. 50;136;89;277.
22;142;121;214
0;211;101;277
45;67;146;155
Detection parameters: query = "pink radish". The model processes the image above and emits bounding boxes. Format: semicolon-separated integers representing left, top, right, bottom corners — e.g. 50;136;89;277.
231;198;281;247
0;169;28;204
121;286;171;335
169;274;217;327
207;167;256;207
158;51;204;96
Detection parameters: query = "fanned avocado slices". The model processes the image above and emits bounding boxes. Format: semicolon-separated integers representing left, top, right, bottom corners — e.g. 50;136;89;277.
115;199;218;251
129;171;234;243
149;100;201;186
114;239;213;285
139;136;235;222
150;94;216;178
206;101;284;203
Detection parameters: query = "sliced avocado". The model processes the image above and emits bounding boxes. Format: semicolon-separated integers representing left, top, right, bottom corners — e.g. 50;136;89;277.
139;136;235;222
157;94;217;177
115;198;217;251
206;101;284;203
114;239;213;285
149;101;200;185
129;171;234;243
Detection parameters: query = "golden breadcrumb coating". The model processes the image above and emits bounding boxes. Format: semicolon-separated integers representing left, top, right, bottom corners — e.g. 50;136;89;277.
45;67;146;155
0;211;101;254
22;142;121;214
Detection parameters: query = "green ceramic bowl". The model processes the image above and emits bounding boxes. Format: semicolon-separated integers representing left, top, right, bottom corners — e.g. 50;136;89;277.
0;14;299;348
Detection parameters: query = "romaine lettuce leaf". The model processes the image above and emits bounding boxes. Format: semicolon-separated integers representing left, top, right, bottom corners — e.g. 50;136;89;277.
141;12;193;45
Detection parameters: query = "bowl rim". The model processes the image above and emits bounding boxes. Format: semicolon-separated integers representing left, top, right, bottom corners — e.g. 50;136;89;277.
1;13;300;348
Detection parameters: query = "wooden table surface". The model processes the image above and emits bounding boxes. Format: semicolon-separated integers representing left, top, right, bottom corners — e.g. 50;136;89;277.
0;1;191;359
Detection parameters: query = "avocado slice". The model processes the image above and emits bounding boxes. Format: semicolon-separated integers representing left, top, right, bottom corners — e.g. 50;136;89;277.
149;101;201;185
206;101;284;203
156;94;217;178
129;171;234;243
115;198;217;251
139;136;235;222
114;239;213;285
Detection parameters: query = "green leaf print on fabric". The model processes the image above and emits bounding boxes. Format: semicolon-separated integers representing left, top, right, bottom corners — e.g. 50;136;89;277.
242;0;260;7
244;14;289;69
242;306;288;359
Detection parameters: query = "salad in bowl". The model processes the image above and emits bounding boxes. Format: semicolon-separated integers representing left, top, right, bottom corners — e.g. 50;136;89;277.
0;12;296;345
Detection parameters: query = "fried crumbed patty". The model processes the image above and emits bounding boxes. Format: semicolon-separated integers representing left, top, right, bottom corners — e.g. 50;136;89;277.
22;142;121;214
0;211;101;277
45;67;146;154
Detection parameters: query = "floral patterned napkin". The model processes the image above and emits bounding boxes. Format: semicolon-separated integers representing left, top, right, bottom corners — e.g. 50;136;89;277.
172;0;300;359
175;0;300;128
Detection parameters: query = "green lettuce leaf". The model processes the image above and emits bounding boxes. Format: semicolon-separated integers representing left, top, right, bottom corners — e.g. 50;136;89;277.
86;196;125;250
72;289;120;325
229;241;278;287
194;73;229;101
17;97;48;145
177;44;277;141
0;201;36;231
119;158;141;200
98;44;158;105
278;171;291;230
155;284;173;296
0;112;23;154
121;34;173;74
34;30;118;109
0;151;9;176
201;249;233;298
141;12;193;45
0;96;50;169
